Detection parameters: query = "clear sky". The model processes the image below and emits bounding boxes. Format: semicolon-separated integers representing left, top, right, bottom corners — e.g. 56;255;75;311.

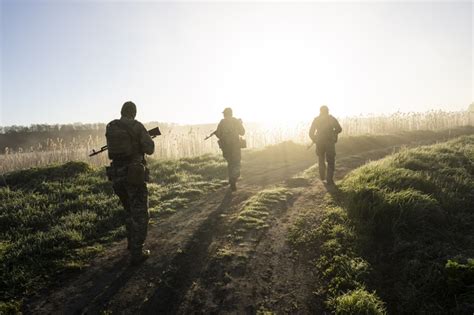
1;1;472;126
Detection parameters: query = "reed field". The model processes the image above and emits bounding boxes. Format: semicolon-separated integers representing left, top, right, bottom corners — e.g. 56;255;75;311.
1;110;472;174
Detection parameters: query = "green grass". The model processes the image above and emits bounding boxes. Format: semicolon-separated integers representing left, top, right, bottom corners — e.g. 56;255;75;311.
0;155;227;311
289;135;474;314
236;187;292;235
332;288;386;315
339;135;474;313
288;204;384;313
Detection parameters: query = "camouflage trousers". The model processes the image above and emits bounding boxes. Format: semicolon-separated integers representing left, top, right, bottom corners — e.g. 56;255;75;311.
112;174;150;256
316;141;336;181
222;146;242;183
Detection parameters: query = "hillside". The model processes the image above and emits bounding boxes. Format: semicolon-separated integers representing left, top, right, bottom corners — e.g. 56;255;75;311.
290;136;474;313
0;127;473;313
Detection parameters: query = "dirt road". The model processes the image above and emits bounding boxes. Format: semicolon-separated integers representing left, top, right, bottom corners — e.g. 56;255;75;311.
24;129;473;314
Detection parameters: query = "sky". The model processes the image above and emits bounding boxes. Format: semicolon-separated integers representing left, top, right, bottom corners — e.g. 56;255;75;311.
0;0;472;126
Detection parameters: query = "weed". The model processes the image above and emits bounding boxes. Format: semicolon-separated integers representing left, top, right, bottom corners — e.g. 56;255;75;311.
331;288;386;315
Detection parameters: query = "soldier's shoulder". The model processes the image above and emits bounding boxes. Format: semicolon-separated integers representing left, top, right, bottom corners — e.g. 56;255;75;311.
106;119;120;128
117;118;145;134
131;120;147;134
131;119;146;127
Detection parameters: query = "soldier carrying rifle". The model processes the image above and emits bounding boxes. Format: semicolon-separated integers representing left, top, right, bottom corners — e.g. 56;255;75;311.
208;107;246;191
101;101;158;265
309;105;342;185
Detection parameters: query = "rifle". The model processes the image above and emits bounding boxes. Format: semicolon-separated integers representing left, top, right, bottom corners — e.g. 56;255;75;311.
89;126;161;157
204;130;216;140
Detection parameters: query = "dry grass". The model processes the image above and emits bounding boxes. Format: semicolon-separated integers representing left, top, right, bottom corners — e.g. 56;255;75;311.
1;110;472;173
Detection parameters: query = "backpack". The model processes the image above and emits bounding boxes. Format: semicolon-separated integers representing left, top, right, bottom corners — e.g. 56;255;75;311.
105;120;137;160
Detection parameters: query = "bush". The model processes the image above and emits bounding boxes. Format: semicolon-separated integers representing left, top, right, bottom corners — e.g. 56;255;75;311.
332;288;386;315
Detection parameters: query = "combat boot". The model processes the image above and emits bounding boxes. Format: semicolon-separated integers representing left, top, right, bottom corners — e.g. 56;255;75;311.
131;249;150;265
327;165;335;186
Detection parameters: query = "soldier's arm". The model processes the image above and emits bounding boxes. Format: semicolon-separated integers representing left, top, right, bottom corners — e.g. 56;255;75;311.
214;120;224;139
333;117;342;134
138;123;155;155
309;118;317;142
237;119;245;136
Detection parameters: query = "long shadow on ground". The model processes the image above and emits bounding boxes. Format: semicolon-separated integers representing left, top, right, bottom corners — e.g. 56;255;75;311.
140;190;233;313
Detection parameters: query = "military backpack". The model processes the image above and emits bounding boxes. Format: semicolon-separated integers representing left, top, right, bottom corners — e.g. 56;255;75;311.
105;120;137;160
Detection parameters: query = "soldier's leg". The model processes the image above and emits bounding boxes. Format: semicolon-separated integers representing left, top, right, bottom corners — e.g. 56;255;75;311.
113;180;132;249
222;150;232;184
126;183;150;257
227;161;233;183
229;160;240;191
326;143;336;184
229;148;241;190
231;147;241;180
316;144;326;180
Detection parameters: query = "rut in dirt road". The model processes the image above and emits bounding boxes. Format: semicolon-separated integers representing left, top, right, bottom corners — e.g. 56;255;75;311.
139;191;234;314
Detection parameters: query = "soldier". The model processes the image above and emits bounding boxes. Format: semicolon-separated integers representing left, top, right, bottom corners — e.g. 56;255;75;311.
105;101;155;264
215;107;245;191
309;105;342;185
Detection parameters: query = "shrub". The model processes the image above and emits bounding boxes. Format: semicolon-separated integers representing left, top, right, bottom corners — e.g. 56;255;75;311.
332;288;386;315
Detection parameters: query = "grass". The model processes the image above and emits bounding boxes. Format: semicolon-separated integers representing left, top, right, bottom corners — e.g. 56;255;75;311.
289;135;474;314
339;135;474;313
0;155;227;312
332;288;386;315
288;204;385;314
235;187;292;235
1;128;473;313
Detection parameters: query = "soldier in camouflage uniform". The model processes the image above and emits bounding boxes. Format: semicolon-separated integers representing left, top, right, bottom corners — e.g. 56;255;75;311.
215;107;245;191
309;105;342;185
106;101;155;264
